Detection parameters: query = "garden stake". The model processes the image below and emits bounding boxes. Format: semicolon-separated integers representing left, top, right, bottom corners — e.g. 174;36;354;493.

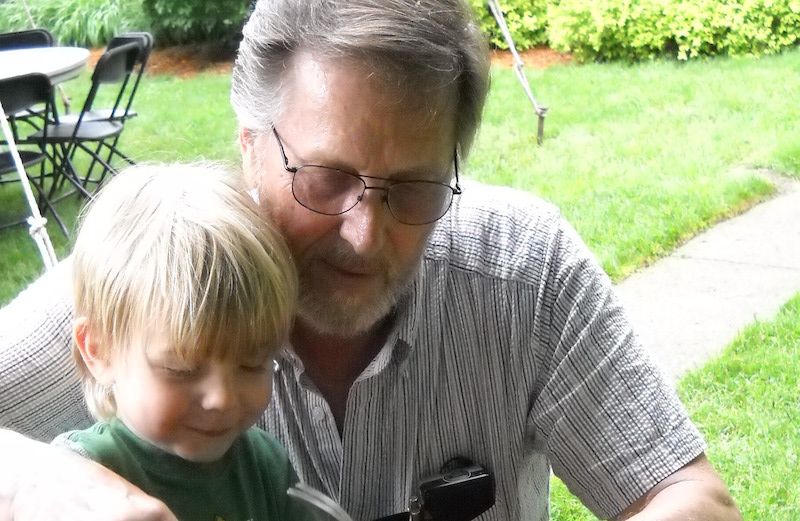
487;0;548;145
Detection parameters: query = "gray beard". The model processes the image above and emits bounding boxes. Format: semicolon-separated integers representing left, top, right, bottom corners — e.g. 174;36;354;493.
295;266;417;337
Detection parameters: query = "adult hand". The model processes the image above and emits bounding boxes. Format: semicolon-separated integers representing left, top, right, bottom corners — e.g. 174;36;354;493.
1;429;178;521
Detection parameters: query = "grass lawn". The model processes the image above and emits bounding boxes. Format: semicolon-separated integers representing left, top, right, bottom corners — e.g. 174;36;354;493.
471;48;800;278
3;49;800;302
550;294;800;520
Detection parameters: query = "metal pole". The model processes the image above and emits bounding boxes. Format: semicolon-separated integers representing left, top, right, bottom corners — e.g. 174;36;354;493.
487;0;549;145
0;99;58;269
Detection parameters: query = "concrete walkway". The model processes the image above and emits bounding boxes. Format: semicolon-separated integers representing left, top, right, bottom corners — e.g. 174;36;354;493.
615;171;800;380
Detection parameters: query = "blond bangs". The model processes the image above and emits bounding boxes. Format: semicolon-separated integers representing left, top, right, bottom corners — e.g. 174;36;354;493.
72;163;297;419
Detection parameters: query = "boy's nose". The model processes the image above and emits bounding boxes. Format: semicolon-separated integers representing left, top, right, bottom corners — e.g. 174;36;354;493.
199;371;236;411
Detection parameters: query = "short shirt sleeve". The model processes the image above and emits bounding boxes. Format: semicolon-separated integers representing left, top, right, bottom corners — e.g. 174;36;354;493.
0;257;92;440
529;217;706;518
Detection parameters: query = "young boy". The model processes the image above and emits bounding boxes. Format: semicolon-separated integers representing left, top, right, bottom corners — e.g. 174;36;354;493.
54;163;314;521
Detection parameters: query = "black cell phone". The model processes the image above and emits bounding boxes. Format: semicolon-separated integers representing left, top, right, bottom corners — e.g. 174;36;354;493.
417;462;495;521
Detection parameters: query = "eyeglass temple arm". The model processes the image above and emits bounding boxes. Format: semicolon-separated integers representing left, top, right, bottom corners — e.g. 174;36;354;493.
453;149;462;194
272;127;298;173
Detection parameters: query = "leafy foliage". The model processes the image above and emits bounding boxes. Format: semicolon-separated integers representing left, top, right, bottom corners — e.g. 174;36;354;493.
470;0;800;60
141;0;251;46
469;0;550;49
0;0;149;47
548;0;800;62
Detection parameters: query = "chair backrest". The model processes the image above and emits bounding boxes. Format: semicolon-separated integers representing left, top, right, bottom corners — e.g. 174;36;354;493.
0;73;52;115
0;29;54;51
0;73;53;150
105;32;153;119
70;41;140;133
91;41;140;86
108;32;153;68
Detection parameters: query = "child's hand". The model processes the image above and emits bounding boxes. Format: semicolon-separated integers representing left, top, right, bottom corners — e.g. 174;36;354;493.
2;429;179;521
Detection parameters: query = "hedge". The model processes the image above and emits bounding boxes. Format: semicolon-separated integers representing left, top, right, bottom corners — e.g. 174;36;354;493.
141;0;251;46
548;0;800;61
472;0;800;61
470;0;551;49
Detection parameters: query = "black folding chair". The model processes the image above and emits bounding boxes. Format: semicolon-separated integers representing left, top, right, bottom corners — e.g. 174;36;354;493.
33;41;142;197
0;29;56;131
0;28;53;50
60;32;153;124
0;73;67;235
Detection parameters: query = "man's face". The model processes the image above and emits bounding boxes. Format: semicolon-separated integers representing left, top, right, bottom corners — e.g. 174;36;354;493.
241;53;457;337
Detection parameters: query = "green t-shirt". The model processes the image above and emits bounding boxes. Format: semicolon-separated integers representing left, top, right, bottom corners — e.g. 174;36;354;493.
56;419;315;521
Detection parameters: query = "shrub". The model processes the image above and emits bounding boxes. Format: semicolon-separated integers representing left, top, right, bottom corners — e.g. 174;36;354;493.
0;0;149;47
548;0;800;62
548;0;673;61
141;0;251;46
469;0;550;49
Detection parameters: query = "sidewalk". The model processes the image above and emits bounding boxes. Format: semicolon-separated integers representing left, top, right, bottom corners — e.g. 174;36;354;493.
615;170;800;380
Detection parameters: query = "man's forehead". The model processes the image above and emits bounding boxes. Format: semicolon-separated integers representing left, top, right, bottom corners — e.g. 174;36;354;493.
279;52;458;138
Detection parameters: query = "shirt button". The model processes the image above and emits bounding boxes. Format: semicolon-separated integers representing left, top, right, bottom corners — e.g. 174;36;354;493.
312;406;326;422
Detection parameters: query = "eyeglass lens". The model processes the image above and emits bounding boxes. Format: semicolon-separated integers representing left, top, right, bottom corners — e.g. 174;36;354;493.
291;167;454;225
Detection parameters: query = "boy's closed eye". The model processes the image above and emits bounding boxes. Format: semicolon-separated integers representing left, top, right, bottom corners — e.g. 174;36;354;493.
238;355;272;373
161;365;200;378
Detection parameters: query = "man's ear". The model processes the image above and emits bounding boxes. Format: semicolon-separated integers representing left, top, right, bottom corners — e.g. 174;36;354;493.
239;128;259;190
239;127;253;156
73;317;115;386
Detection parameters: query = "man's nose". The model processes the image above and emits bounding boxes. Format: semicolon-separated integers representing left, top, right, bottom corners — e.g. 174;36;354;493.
339;188;388;256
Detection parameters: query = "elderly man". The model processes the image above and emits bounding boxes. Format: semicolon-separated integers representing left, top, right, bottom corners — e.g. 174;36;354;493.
1;0;740;520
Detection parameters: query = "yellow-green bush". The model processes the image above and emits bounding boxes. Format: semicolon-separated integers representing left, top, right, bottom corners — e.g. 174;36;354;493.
469;0;550;49
548;0;800;61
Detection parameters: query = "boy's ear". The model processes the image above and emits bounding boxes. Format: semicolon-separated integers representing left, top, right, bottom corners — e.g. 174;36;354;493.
73;317;115;386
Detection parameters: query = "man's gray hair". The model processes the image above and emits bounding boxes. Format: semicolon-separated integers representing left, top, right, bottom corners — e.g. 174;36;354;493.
231;0;490;156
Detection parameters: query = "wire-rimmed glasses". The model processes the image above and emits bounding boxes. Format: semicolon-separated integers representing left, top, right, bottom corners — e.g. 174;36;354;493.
272;128;461;225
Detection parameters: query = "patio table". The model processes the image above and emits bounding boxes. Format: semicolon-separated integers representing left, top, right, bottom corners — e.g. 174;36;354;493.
0;46;89;82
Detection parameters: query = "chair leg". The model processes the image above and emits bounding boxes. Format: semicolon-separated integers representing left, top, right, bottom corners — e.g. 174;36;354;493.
49;145;96;202
76;142;121;187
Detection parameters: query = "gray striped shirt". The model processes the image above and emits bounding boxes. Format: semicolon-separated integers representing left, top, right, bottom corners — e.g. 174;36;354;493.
266;181;705;520
0;181;704;520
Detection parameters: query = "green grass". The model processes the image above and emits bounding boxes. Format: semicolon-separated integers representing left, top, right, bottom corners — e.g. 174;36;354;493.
681;296;800;520
5;51;800;302
471;49;800;278
4;51;800;302
550;295;800;520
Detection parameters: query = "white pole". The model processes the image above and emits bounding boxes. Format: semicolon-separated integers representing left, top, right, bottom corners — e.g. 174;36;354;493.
0;99;58;269
487;0;549;144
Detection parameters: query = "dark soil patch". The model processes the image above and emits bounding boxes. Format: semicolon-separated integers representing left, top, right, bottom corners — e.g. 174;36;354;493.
90;44;572;78
89;43;235;78
491;46;573;69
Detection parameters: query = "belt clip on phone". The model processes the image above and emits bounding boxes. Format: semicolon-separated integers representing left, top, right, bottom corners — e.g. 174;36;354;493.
389;457;495;521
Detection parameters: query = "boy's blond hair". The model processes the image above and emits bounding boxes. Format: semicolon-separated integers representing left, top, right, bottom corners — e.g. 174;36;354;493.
72;163;297;420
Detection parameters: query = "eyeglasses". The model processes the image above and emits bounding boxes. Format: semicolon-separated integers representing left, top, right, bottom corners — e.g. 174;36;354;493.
272;128;462;225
